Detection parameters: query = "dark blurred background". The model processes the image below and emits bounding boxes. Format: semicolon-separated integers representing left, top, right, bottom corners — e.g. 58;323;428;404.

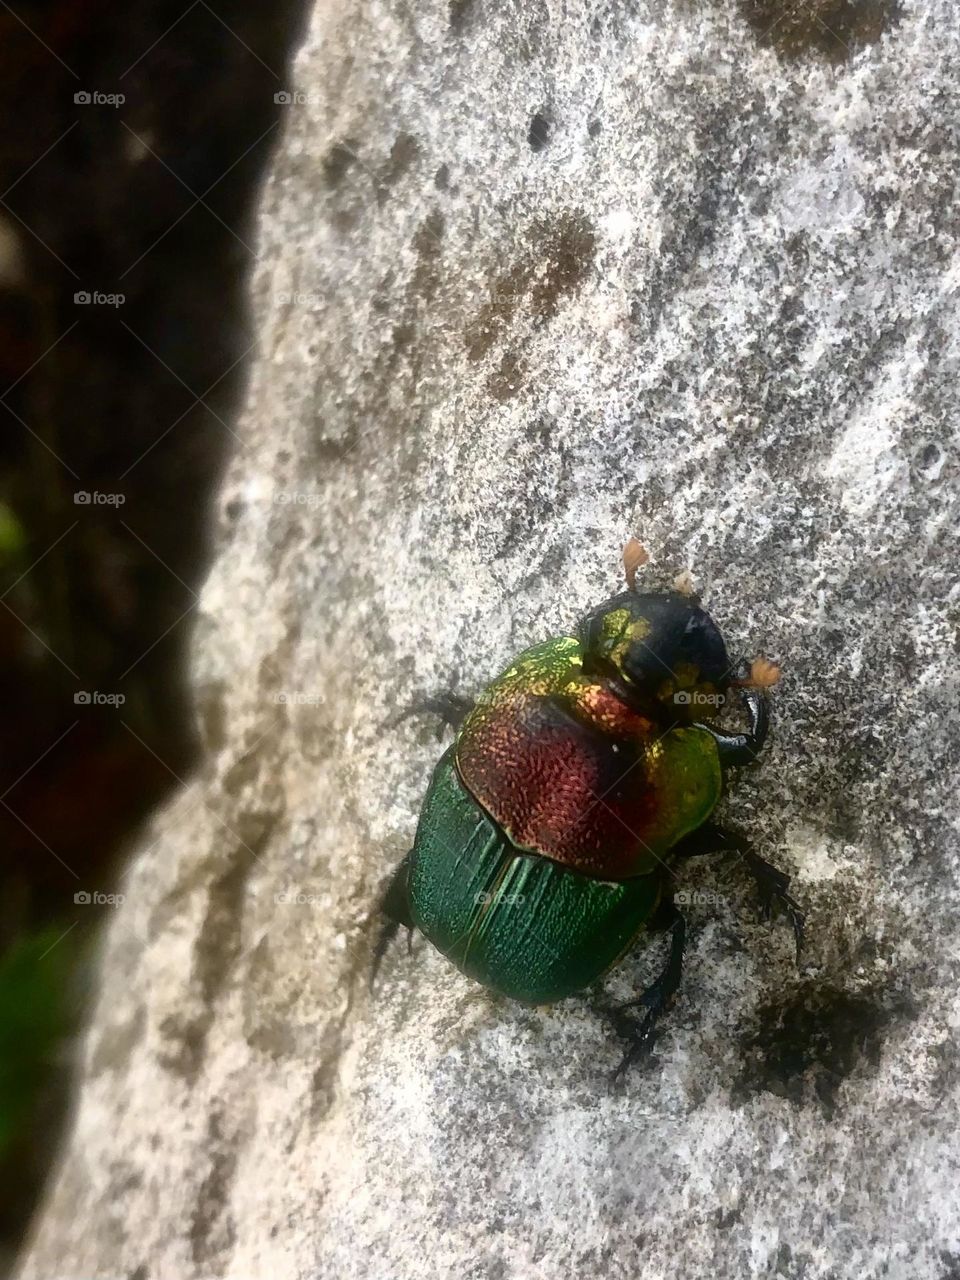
0;0;306;1264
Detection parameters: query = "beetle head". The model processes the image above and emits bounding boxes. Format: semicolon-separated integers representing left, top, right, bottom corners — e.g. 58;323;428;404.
577;591;733;721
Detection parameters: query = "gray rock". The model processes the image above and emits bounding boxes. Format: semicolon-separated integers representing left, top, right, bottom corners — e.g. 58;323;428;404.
18;1;960;1277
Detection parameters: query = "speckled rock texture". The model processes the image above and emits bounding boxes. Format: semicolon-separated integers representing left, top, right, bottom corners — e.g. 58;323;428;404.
17;1;960;1277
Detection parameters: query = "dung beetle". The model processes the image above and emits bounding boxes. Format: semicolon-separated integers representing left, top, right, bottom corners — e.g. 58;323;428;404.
374;541;803;1074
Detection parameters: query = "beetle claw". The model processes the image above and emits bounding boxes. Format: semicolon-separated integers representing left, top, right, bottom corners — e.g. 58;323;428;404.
610;1010;660;1081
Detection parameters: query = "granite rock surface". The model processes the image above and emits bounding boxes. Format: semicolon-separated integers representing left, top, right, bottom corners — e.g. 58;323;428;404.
18;1;960;1277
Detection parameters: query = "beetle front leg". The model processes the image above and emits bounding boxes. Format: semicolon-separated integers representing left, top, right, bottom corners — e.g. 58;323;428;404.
671;821;804;962
601;899;686;1079
693;680;769;767
370;851;416;990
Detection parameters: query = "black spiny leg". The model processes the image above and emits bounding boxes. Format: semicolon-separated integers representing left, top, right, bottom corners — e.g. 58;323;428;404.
672;822;805;962
693;681;769;767
370;852;415;991
602;899;686;1079
389;692;476;734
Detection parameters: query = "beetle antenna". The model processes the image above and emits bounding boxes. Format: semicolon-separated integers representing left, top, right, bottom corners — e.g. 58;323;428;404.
623;538;649;591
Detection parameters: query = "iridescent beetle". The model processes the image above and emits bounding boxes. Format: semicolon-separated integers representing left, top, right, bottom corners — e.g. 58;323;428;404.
375;541;803;1073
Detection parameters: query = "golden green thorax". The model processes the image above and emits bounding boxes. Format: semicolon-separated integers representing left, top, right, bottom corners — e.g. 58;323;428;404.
455;634;721;880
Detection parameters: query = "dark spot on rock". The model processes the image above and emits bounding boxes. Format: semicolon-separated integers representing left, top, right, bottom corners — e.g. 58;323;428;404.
449;0;474;33
528;111;551;151
487;349;526;402
529;210;597;318
377;132;419;205
412;210;444;301
940;1250;960;1280
129;1267;148;1280
464;260;531;361
392;320;415;353
157;1012;208;1082
189;1111;238;1269
312;428;360;463
738;0;901;63
322;139;358;190
224;498;243;522
587;118;602;138
735;983;897;1115
435;162;450;190
386;132;419;184
919;442;942;469
158;829;269;1080
464;210;596;359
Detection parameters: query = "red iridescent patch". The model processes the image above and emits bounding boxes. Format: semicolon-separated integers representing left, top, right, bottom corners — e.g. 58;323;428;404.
454;637;721;880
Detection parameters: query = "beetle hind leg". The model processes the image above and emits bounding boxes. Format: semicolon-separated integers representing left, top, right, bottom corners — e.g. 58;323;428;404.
600;900;686;1079
370;852;415;991
388;692;475;734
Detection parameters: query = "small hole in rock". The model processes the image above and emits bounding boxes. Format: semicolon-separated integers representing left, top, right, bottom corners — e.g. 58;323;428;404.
527;112;551;152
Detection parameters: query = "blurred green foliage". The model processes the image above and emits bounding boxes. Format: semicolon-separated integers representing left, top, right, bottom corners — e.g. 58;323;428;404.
0;929;71;1159
0;502;26;567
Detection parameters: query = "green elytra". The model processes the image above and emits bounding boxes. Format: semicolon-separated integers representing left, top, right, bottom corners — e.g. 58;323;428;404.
374;544;803;1072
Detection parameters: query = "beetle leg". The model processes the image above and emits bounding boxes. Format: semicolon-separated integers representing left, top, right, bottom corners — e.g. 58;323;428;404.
370;852;415;990
692;682;769;766
389;692;476;733
603;900;686;1079
671;822;804;963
